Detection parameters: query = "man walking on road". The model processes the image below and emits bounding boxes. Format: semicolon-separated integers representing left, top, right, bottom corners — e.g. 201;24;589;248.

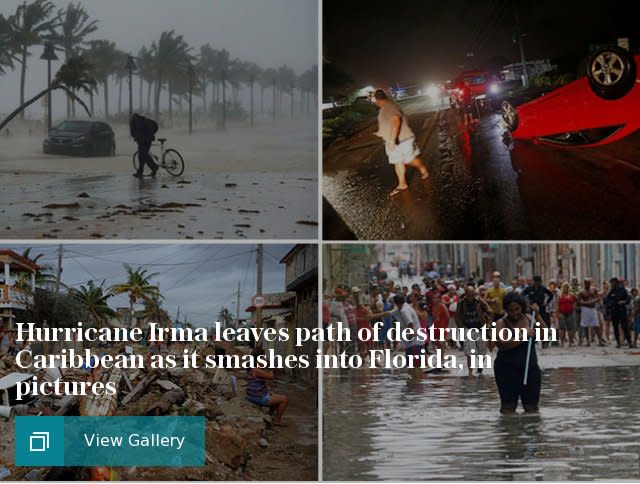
372;89;429;197
130;113;159;178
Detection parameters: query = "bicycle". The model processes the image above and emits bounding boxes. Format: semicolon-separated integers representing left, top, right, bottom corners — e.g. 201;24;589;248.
132;137;185;177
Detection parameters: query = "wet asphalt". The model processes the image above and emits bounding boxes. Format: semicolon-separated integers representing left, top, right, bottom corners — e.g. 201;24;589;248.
323;99;640;240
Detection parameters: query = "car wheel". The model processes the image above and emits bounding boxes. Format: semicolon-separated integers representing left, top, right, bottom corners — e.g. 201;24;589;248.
587;47;636;100
501;100;518;131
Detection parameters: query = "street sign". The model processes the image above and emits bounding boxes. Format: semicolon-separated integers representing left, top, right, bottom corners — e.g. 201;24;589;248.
252;296;266;307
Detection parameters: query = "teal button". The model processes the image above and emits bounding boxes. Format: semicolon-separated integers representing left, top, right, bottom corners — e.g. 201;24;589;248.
15;416;204;467
15;416;64;466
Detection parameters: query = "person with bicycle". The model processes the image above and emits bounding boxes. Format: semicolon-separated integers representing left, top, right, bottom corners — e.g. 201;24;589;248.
130;113;159;178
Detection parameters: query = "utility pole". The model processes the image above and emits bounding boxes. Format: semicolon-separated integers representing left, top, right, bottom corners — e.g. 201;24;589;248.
513;1;529;88
235;281;241;329
256;244;263;329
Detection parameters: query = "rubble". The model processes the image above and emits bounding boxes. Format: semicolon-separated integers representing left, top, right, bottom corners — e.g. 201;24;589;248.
0;342;318;480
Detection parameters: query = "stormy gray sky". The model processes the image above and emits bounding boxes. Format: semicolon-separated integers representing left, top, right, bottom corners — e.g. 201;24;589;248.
8;244;298;327
0;0;318;116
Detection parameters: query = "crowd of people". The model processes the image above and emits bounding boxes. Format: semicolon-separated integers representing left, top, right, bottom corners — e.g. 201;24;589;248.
324;265;640;413
323;267;640;366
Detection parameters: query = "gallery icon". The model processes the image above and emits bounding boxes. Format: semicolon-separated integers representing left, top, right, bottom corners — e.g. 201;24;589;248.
29;432;50;452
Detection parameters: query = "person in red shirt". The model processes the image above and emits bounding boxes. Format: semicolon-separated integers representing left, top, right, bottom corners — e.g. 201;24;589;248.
431;293;450;353
558;282;577;347
355;304;391;359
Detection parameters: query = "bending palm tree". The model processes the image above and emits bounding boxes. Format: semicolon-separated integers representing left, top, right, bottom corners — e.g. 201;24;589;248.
71;280;117;328
0;55;96;131
110;264;161;327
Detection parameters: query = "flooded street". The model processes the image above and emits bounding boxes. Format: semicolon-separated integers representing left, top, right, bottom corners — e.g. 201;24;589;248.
323;99;640;240
324;362;640;481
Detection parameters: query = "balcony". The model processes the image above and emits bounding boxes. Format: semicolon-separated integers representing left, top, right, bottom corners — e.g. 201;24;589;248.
0;284;33;310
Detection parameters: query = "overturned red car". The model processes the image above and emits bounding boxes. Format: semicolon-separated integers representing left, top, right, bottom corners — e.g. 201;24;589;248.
501;47;640;147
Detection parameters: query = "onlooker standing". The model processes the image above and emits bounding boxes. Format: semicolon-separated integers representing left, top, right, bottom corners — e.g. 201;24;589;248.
604;277;632;348
557;282;577;347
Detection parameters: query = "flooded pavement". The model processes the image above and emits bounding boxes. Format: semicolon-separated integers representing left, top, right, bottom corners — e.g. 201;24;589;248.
323;99;640;240
324;361;640;481
0;170;317;240
0;119;318;239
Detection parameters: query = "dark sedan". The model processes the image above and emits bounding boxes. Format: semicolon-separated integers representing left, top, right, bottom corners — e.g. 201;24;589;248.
43;120;116;156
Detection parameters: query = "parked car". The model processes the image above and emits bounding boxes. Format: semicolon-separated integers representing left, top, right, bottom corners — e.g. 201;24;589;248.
501;47;640;147
43;120;116;156
448;70;502;111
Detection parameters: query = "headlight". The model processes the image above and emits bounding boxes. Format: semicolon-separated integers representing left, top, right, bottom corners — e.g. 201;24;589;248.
73;135;87;142
489;83;501;94
426;85;440;98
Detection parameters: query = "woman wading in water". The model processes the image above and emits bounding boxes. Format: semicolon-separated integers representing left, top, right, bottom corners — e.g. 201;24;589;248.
494;292;547;414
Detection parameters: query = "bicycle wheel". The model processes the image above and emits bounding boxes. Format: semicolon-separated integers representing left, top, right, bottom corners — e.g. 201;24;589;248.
162;149;185;177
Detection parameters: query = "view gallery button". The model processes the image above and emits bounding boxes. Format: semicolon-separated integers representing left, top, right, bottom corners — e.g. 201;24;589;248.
15;416;204;467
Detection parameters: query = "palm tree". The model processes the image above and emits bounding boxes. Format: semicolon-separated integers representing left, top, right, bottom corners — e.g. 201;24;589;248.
137;45;154;112
211;48;230;129
244;62;262;127
20;248;57;288
260;68;277;118
71;280;117;328
110;264;161;327
150;30;192;120
5;0;59;120
197;43;216;117
50;2;98;118
113;50;128;115
0;14;18;76
140;297;172;328
0;55;95;131
217;307;234;329
298;65;317;115
84;40;119;118
277;64;296;119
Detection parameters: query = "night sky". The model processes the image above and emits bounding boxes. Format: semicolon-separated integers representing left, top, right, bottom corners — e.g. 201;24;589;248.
324;0;639;87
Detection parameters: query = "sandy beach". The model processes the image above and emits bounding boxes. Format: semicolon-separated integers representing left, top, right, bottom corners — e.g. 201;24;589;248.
0;118;318;239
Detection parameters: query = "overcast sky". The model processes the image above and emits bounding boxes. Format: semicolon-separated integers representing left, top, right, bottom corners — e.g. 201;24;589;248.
8;243;298;327
0;0;318;115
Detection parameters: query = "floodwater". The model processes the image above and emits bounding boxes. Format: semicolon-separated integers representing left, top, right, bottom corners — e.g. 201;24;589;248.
323;366;640;481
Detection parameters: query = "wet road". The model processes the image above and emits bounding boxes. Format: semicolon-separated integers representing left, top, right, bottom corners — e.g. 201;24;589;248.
323;99;640;240
324;365;640;481
0;119;318;239
0;170;317;240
